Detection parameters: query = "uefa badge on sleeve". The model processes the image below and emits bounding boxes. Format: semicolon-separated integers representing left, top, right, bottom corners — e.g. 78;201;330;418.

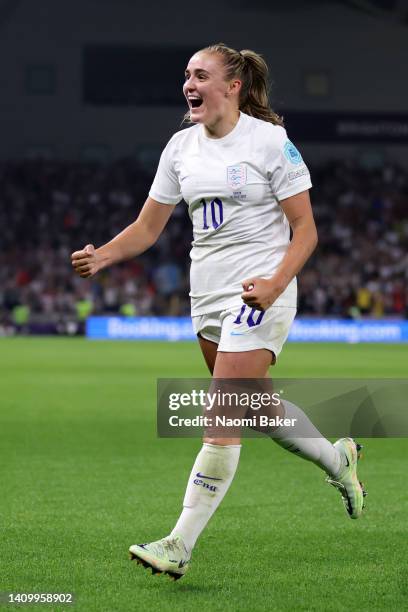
284;141;304;165
227;164;247;189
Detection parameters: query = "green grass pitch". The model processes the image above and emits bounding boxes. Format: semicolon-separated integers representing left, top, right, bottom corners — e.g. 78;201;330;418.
1;338;407;611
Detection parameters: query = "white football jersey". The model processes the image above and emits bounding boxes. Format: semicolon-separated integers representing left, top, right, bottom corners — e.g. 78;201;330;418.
149;112;312;316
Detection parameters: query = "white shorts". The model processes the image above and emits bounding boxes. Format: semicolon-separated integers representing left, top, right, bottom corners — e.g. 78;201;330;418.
192;303;296;361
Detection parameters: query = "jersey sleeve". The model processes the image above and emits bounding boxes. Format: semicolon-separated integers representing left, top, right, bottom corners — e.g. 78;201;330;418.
266;127;312;201
148;135;183;205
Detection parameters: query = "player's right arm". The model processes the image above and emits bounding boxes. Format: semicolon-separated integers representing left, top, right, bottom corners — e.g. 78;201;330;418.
71;196;175;278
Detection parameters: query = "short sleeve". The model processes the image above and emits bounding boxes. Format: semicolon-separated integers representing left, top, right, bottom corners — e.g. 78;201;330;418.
266;127;312;201
149;136;183;205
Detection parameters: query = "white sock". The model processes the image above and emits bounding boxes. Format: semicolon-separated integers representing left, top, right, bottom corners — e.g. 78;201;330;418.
272;400;342;477
170;443;241;553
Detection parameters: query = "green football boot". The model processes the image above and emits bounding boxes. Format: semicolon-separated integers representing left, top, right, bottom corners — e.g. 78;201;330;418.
326;437;367;519
129;535;190;580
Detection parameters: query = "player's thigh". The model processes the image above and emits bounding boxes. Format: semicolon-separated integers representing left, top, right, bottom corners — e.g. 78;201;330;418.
204;349;271;445
213;348;271;378
193;313;238;443
198;335;218;375
192;311;222;375
204;304;296;443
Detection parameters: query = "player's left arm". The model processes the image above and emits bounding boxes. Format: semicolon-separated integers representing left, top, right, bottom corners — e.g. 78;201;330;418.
242;190;317;310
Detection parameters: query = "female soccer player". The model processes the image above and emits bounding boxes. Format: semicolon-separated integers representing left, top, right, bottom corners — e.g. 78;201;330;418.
71;43;365;580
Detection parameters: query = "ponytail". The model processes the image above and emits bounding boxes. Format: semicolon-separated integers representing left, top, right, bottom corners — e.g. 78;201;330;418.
198;43;283;126
238;49;283;125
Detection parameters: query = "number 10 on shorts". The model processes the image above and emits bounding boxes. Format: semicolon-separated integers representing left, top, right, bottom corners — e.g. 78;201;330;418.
234;305;265;327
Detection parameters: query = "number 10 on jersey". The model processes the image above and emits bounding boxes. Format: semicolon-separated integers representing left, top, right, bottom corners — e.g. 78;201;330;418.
201;198;223;230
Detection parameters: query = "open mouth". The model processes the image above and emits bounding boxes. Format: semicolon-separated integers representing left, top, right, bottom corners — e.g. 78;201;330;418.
189;97;203;109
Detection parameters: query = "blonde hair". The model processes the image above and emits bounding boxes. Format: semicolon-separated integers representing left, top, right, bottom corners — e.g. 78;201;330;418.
184;42;283;126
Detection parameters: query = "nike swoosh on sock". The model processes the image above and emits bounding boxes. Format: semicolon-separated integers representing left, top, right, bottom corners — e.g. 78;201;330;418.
196;472;223;481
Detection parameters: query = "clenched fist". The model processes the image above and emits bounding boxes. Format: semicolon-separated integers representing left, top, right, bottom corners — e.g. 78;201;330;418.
71;244;101;278
241;277;284;311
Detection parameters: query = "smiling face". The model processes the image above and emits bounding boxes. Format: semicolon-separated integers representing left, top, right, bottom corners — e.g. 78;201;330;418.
183;52;241;135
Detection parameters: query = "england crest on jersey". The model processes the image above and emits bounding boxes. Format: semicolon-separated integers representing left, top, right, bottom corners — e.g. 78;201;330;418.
227;164;247;189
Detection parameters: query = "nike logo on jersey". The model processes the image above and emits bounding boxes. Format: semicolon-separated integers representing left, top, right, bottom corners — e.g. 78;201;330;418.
196;472;223;481
230;331;245;336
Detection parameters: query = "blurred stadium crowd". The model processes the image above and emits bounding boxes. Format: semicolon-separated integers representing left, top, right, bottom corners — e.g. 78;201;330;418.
1;157;407;334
